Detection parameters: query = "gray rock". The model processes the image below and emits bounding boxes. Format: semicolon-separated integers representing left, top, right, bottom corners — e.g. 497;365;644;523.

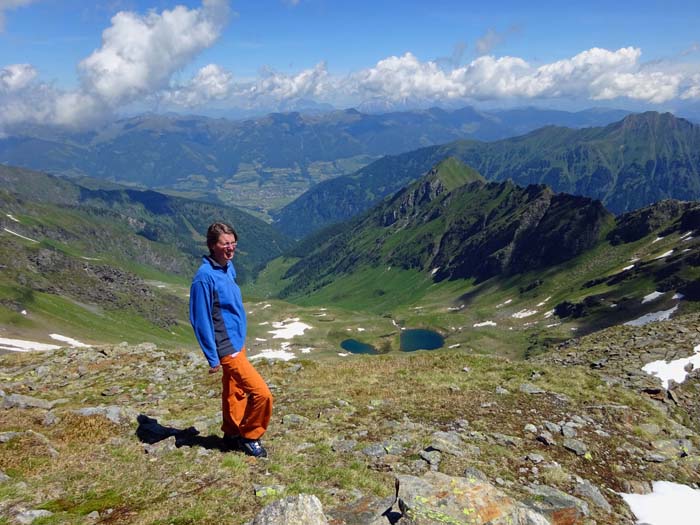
74;405;132;424
250;494;328;525
15;510;54;524
282;414;310;427
536;431;556;446
331;439;357;453
492;433;522;447
362;443;386;458
520;383;546;395
543;421;561;434
0;431;22;443
563;438;588;456
496;386;510;395
396;471;550;525
328;495;395;525
429;430;464;457
526;453;545;464
0;469;10;482
525;484;589;521
561;425;577;438
573;478;612;513
2;393;55;410
42;411;59;426
524;424;537;434
638;423;661;436
643;453;668;463
419;449;441;470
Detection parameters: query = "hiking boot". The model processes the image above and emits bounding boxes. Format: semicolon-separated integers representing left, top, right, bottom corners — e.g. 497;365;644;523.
222;433;241;451
240;438;267;458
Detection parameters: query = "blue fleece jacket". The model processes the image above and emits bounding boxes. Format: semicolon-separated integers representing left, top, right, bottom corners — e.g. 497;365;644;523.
189;255;247;368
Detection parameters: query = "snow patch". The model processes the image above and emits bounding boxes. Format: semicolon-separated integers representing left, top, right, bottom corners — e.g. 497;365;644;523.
679;231;693;240
6;213;19;222
620;481;700;525
512;309;538;319
356;327;365;332
430;267;439;275
268;318;312;339
49;334;90;348
3;228;39;243
0;337;60;352
262;304;272;309
448;343;461;348
496;299;512;308
621;264;635;271
250;349;296;361
543;310;554;319
299;347;313;354
654;249;674;259
673;293;685;300
473;321;497;327
255;338;267;342
642;343;700;389
338;353;349;357
642;291;665;303
652;236;664;243
625;305;678;327
536;296;551;307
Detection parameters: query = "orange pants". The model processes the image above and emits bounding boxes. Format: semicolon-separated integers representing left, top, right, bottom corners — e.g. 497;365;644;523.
220;348;273;440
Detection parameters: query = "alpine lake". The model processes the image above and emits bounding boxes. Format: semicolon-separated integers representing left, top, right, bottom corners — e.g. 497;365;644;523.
340;328;445;355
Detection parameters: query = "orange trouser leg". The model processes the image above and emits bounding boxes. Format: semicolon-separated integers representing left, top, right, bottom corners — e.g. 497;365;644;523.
220;348;273;440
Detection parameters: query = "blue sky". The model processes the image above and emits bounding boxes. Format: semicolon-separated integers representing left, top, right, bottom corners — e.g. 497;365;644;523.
1;0;699;128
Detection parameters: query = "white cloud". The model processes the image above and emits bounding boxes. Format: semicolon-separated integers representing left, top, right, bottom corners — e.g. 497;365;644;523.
0;63;37;92
243;61;331;102
0;0;37;32
0;0;230;129
79;0;230;107
163;64;233;107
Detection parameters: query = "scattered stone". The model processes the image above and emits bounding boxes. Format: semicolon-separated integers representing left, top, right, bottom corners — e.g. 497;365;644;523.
419;449;441;470
493;433;523;447
0;469;10;483
74;405;132;425
101;385;123;396
86;510;100;521
250;494;327;525
524;423;537;434
526;453;545;464
331;439;357;453
428;430;464;457
42;411;59;426
561;424;578;438
525;484;589;523
0;431;22;443
361;443;386;458
638;423;661;435
2;393;55;410
643;452;668;463
573;478;612;513
328;494;394;525
520;383;546;395
15;509;54;524
537;431;557;446
544;421;562;434
282;414;309;427
495;386;510;395
620;479;652;494
143;435;177;456
563;438;588;456
395;471;550;525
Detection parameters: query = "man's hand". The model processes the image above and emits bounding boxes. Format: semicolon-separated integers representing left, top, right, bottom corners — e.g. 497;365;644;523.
209;364;221;374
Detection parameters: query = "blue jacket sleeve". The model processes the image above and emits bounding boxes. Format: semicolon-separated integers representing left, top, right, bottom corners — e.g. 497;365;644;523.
189;279;220;368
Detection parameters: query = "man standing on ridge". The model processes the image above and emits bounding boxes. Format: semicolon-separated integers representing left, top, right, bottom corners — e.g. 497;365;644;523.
189;222;272;457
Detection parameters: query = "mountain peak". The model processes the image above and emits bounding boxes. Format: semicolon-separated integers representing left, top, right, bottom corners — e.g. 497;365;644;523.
426;157;485;192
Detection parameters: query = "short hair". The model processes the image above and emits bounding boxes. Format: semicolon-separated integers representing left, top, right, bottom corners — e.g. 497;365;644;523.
206;222;238;254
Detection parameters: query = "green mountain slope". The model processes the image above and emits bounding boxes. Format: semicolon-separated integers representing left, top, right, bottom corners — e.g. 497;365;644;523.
275;112;700;238
278;159;612;299
262;160;700;348
0;165;293;282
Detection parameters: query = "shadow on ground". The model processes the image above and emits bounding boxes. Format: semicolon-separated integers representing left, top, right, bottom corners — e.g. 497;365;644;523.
135;414;230;451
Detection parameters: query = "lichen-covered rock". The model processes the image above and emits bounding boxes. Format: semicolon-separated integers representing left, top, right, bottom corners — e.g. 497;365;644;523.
395;471;551;525
250;494;328;525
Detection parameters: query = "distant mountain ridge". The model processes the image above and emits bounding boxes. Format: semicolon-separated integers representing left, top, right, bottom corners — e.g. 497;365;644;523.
275;112;700;238
0;106;629;216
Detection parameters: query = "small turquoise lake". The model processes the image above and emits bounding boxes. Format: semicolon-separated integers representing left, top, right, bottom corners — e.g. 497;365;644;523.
340;339;378;355
400;329;444;352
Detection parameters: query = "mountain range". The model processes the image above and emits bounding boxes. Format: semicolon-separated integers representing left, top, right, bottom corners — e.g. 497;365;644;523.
0;106;629;218
275;112;700;238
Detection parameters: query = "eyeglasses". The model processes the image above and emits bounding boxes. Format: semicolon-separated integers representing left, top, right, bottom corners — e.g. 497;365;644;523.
219;242;238;248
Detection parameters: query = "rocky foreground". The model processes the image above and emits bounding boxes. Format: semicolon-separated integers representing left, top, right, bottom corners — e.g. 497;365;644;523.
1;315;700;524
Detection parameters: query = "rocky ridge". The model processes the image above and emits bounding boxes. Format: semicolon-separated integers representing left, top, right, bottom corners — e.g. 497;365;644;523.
1;317;700;524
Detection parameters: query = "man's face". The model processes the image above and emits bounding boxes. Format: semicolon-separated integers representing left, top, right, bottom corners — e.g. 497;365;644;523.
212;233;237;264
